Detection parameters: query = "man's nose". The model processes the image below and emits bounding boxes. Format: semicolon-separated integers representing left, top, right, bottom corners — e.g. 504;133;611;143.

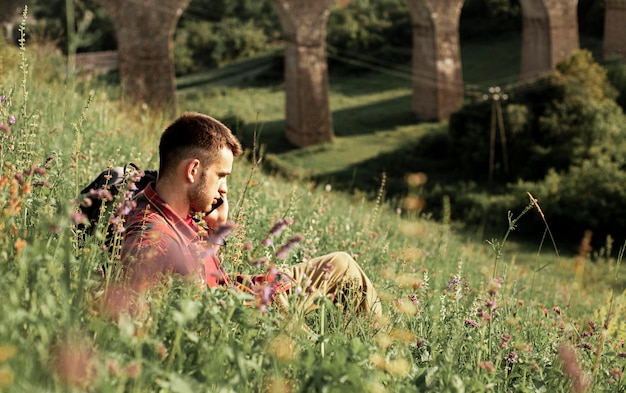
218;180;228;194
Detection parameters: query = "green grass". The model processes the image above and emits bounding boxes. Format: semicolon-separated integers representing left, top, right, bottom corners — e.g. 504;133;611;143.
1;28;626;392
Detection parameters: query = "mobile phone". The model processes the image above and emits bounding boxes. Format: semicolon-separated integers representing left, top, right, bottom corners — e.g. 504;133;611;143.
209;197;224;213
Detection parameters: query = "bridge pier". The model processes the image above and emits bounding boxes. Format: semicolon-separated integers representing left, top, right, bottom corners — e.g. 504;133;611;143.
407;0;464;122
270;0;335;147
520;0;579;80
98;0;189;112
604;0;626;60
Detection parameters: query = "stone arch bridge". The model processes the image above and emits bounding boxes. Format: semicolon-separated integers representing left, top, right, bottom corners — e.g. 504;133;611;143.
91;0;625;146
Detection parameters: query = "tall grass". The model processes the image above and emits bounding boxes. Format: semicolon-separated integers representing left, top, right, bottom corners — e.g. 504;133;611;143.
1;13;625;392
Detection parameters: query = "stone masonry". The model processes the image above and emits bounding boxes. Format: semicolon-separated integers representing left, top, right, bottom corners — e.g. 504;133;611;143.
270;0;335;147
520;0;580;80
407;0;465;122
97;0;189;113
604;0;626;60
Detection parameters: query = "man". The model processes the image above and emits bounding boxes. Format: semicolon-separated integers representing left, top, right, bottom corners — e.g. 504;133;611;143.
121;112;381;318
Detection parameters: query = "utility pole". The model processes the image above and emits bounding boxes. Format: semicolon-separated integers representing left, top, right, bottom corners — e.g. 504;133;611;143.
484;86;509;185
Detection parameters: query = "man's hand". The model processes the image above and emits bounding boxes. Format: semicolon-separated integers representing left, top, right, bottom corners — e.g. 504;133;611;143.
203;194;229;230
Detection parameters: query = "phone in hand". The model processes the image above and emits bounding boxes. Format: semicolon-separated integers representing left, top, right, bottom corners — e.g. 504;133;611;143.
209;197;224;213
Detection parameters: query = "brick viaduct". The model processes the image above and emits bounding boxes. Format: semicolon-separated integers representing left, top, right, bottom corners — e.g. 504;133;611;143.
87;0;626;146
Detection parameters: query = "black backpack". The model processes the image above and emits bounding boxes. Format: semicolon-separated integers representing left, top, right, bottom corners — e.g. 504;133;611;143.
77;163;157;244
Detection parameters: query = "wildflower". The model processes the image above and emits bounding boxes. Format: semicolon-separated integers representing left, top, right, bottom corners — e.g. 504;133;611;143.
70;211;88;225
275;235;304;259
53;339;97;389
14;172;24;186
261;237;273;246
106;359;121;377
553;306;561;315
266;334;298;362
505;351;518;364
0;123;9;135
32;166;47;176
447;277;461;291
243;241;253;251
500;333;511;348
588;320;597;331
0;346;17;362
208;221;235;246
618;352;626;358
559;343;589;393
44;155;54;167
577;342;592;351
479;361;494;373
464;319;479;328
14;238;26;255
254;283;273;312
0;369;13;386
124;363;141;379
609;368;622;381
387;357;411;375
88;188;114;201
408;293;419;307
250;257;268;267
8;115;15;125
156;343;168;361
0;95;5;103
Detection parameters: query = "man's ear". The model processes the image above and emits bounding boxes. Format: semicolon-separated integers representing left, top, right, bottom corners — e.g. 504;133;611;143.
185;159;201;184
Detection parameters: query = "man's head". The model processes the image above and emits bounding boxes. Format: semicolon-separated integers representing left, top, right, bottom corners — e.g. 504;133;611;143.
157;112;243;214
158;112;243;177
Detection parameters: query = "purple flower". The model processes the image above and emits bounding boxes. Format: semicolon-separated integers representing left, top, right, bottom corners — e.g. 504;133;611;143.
209;221;235;246
275;235;304;259
33;166;47;175
250;257;268;267
272;218;293;235
70;211;88;225
44;155;54;168
88;188;114;201
254;283;273;312
0;95;5;103
505;351;518;364
447;278;461;290
8;115;15;125
464;319;479;328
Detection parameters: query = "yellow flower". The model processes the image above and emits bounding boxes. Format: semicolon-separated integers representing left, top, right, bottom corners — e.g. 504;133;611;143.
0;369;13;386
14;238;26;255
0;346;16;363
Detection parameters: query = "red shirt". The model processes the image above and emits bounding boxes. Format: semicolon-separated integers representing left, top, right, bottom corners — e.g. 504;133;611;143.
121;183;230;289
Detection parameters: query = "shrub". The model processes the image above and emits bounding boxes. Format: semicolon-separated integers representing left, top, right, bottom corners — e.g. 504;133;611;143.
447;49;626;243
450;49;625;182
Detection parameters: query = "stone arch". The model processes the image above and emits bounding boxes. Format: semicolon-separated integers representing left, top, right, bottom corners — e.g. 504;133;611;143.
97;0;190;114
269;0;335;147
519;0;580;80
407;0;465;122
604;0;626;60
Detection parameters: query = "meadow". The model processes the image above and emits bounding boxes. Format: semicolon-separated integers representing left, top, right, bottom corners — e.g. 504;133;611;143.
1;20;625;392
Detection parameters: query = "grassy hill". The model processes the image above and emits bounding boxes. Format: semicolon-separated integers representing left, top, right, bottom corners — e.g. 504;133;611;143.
0;29;624;392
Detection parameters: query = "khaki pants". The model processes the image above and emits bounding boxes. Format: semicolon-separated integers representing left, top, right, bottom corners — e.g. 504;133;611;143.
277;252;382;318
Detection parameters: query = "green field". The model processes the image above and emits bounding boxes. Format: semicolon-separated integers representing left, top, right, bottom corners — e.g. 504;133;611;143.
0;27;625;392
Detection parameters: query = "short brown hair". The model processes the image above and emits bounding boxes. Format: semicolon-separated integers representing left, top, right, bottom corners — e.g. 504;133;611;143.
158;112;243;177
